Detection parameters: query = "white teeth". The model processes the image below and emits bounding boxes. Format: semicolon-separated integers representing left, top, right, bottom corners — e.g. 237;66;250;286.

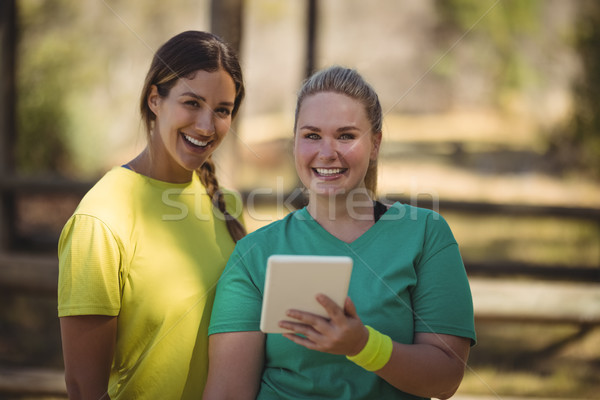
184;134;208;147
315;168;344;176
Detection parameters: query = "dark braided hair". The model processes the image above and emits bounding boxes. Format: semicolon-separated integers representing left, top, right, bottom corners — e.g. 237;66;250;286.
140;31;246;242
198;157;246;241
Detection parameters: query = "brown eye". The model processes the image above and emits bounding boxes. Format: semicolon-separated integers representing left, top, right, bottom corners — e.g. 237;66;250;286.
215;108;232;118
185;100;200;107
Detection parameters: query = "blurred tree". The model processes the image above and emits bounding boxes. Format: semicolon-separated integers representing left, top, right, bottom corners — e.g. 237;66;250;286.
558;0;600;177
15;0;213;178
15;0;78;174
435;0;541;107
437;0;600;177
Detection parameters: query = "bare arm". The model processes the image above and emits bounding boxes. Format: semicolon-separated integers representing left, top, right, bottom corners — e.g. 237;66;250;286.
376;332;471;399
60;315;117;400
280;295;471;399
202;331;265;400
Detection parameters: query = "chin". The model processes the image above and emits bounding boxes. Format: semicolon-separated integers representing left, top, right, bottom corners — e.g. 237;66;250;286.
310;186;348;197
181;156;211;172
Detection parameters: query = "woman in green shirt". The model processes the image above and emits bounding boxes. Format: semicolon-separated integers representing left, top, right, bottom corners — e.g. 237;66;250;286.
204;66;476;400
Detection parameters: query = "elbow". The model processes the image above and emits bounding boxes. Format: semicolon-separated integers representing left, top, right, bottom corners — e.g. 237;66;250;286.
431;367;465;399
435;386;459;400
64;373;82;400
63;371;110;400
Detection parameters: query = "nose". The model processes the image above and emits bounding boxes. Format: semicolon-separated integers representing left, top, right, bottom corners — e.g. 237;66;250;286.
318;137;338;161
195;108;215;136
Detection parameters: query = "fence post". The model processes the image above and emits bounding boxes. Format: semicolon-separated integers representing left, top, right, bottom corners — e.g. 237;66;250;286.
0;0;17;251
209;0;244;189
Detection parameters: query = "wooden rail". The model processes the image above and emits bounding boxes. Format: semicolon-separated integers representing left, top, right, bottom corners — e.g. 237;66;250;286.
0;367;66;398
0;253;57;295
470;277;600;325
1;178;599;221
1;253;599;327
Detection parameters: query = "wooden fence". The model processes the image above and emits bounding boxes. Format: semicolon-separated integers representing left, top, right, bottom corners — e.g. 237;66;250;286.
1;178;599;398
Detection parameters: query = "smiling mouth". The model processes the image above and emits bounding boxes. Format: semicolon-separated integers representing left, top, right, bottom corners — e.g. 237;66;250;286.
182;133;210;148
313;167;347;176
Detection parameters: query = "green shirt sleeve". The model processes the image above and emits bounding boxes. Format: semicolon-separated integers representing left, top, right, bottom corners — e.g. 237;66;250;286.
208;242;264;334
411;213;476;344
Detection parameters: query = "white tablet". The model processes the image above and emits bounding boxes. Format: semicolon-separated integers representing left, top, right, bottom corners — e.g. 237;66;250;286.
260;255;353;333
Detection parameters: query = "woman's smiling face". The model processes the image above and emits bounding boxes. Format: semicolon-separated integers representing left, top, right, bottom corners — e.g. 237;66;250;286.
148;68;236;183
294;91;381;198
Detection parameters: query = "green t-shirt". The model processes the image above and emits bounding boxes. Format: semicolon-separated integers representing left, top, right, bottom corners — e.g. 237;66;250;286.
58;166;240;399
209;203;476;400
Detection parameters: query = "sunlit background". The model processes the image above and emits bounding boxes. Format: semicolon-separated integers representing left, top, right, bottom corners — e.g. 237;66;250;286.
1;0;599;399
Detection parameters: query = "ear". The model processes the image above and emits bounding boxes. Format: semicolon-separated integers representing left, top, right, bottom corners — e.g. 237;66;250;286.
147;85;161;114
370;131;382;161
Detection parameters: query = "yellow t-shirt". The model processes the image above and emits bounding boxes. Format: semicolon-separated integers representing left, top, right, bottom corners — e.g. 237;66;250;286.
58;166;241;399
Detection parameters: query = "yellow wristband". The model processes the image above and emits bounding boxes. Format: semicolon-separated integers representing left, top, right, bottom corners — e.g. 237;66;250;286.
346;325;393;371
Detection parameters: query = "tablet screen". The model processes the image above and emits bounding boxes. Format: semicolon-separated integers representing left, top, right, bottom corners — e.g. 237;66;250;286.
260;255;353;333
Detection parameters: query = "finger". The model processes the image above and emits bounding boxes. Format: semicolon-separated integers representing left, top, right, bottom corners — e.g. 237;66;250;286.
279;320;324;343
285;310;333;335
344;297;358;318
316;294;345;321
282;332;319;350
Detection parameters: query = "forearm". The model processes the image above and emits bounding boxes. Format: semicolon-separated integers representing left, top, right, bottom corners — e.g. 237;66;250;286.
375;341;467;399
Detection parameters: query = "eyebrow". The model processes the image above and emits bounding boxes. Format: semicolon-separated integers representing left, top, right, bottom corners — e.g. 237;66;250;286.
298;125;360;132
180;92;234;107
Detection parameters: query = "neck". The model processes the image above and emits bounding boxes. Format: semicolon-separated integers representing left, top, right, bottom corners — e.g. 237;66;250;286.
307;191;375;243
127;147;193;183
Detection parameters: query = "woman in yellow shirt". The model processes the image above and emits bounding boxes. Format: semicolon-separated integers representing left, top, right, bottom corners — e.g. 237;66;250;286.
58;30;246;399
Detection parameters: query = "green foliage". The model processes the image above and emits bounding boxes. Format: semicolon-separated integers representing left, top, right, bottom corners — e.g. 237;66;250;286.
16;0;81;173
568;0;600;177
543;0;600;178
435;0;542;96
14;0;208;178
438;0;600;177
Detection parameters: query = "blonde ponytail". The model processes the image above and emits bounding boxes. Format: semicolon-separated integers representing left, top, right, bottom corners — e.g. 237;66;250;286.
198;158;246;243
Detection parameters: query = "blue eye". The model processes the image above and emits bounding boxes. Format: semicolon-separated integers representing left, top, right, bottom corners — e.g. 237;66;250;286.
305;133;320;140
339;133;355;140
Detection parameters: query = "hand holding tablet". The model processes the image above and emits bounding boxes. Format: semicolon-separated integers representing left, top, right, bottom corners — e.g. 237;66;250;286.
260;255;353;333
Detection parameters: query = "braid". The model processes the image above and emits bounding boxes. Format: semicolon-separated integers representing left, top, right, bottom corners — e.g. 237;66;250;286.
198;158;247;243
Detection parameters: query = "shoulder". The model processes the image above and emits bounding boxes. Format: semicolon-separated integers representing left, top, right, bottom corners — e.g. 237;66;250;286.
234;210;301;249
76;167;139;214
66;167;143;237
384;202;455;240
383;202;446;225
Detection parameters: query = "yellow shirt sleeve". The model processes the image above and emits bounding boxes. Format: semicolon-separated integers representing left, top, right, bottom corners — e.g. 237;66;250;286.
58;214;122;317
